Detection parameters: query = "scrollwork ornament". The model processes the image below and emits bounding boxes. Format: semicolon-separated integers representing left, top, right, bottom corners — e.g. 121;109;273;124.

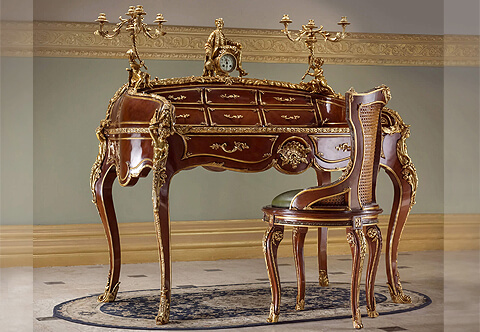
381;107;418;210
89;84;128;203
277;141;311;169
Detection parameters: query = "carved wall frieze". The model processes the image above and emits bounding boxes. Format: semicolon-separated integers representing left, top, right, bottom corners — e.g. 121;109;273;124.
1;21;478;67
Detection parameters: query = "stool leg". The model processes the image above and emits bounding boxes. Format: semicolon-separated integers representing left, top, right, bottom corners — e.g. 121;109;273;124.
263;221;284;323
346;227;367;329
318;227;329;287
292;226;308;310
365;225;382;318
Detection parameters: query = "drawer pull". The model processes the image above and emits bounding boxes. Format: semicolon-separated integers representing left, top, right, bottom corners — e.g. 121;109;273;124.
220;94;240;100
223;114;244;119
176;114;191;119
168;95;187;101
210;141;249;153
281;115;301;120
274;96;296;103
335;143;351;152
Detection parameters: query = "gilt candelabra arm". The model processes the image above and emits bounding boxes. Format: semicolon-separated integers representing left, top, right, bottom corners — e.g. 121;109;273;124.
94;5;167;88
95;6;167;40
279;14;350;53
323;17;350;42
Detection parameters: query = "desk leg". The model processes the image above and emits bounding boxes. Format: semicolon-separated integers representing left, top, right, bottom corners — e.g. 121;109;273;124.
152;171;172;325
94;164;121;303
381;119;418;304
315;170;331;287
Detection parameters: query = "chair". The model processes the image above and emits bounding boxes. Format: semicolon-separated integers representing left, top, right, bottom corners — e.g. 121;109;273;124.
262;86;389;329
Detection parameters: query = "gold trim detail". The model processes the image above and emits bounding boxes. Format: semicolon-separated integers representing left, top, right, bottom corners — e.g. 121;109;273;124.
174;125;349;135
89;83;128;203
220;94;240;99
335;143;351;152
318;269;329;287
97;279;120;303
223;113;244;119
274;96;296;103
2;21;477;66
277;140;311;169
168;95;187;101
381;107;418;210
210;141;249;153
281;115;301;120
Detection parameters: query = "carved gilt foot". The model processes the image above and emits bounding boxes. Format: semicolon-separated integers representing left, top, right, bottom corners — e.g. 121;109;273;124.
295;298;305;311
353;308;363;329
388;282;412;304
97;281;120;303
367;307;379;318
155;291;171;325
319;269;329;287
267;303;279;323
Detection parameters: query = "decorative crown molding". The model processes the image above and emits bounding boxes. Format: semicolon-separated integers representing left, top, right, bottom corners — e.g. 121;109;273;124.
1;21;478;67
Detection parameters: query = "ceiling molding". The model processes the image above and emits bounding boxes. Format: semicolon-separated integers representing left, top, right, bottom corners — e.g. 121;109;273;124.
1;21;478;67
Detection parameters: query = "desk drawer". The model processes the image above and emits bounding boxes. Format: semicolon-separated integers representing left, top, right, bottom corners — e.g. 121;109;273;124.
263;108;318;127
205;88;257;105
309;134;351;169
157;88;203;104
259;90;312;106
174;107;208;126
208;107;262;127
182;135;277;163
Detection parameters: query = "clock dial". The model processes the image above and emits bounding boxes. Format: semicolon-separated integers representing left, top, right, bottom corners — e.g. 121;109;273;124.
219;54;236;73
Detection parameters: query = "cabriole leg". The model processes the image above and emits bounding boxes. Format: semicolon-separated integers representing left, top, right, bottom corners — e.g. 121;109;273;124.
94;164;121;303
292;226;308;310
263;219;284;323
365;225;382;318
318;227;329;286
152;174;173;325
315;170;331;287
346;227;367;329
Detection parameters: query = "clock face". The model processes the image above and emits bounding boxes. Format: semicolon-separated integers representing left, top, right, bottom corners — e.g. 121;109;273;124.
219;54;236;73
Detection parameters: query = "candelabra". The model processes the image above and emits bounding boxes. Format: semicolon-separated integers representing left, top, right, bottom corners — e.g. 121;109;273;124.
95;5;167;88
279;14;350;94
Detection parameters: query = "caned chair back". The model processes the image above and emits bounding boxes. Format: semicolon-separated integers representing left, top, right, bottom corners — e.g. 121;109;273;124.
346;86;389;210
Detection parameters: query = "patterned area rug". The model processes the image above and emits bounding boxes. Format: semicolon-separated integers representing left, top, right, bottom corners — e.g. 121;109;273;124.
53;282;430;330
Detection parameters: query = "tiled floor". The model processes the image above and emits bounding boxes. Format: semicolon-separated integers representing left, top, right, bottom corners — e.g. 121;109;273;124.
1;250;479;331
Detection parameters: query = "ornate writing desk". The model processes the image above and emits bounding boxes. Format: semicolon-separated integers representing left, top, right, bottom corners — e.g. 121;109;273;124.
89;7;417;325
90;76;417;324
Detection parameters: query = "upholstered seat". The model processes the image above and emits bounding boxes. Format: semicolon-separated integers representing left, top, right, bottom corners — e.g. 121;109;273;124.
262;86;389;329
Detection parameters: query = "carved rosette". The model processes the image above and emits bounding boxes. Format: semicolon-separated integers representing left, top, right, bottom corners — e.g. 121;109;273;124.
381;107;418;211
277;140;311;169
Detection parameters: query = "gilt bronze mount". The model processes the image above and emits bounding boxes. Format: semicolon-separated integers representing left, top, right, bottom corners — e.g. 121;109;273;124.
95;5;168;89
280;14;350;95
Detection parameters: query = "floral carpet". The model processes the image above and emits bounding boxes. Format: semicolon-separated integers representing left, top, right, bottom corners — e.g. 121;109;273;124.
53;282;430;330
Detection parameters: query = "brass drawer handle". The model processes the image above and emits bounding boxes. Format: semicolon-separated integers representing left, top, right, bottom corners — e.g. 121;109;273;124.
210;141;249;153
335;143;351;152
274;96;296;103
281;115;301;120
176;114;190;119
223;114;244;119
168;95;187;101
220;94;240;99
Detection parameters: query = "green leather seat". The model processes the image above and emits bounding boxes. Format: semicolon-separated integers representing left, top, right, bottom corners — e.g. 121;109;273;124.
271;189;303;208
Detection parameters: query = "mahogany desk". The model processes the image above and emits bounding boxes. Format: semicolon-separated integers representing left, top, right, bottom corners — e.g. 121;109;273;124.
90;76;417;324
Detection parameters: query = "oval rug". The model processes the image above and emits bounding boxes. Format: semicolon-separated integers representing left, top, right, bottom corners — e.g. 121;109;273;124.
53;282;431;330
